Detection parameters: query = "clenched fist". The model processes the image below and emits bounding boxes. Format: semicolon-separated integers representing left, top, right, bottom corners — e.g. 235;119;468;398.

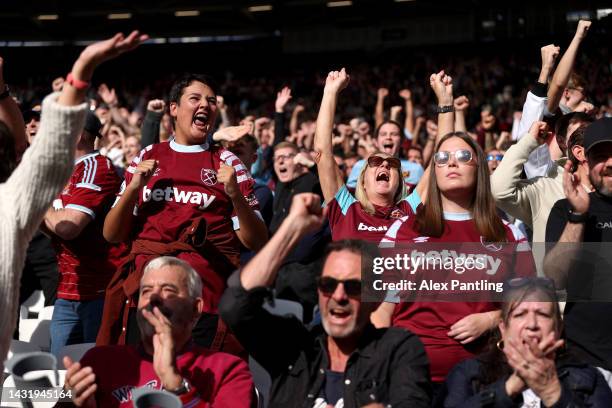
218;162;239;199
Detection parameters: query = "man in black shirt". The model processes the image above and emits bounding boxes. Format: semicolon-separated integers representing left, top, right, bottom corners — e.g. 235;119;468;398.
545;118;612;381
220;193;432;407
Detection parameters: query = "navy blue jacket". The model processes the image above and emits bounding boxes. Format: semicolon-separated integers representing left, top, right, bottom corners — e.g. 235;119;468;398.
443;357;612;407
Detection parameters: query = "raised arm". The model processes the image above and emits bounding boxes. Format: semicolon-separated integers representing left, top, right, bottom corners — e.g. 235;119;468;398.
289;104;303;138
546;20;591;113
140;99;165;148
415;70;454;201
274;86;292;146
375;87;388;129
0;31;147;374
543;160;589;289
399;89;414;136
240;193;325;289
313;68;350;203
453;96;469;133
0;58;27;159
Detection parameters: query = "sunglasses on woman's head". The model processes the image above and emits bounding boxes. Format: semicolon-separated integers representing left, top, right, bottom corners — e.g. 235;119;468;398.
504;277;556;291
317;276;362;297
486;154;504;162
367;155;401;169
433;149;473;166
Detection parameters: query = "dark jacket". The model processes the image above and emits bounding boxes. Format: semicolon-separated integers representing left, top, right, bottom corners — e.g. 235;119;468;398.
219;273;432;408
270;170;322;234
443;357;612;407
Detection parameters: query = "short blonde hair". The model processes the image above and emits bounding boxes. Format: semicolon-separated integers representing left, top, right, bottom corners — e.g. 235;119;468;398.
354;152;407;214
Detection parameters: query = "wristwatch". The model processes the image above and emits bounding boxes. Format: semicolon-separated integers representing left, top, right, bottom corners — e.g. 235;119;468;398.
0;85;10;100
435;105;454;114
165;378;191;395
567;209;588;223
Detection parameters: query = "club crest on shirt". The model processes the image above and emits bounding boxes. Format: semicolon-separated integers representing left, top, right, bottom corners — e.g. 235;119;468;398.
201;169;218;186
390;209;404;219
402;170;411;179
480;236;502;252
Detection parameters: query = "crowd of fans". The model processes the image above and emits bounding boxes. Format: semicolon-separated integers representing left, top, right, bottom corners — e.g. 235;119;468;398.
1;17;612;408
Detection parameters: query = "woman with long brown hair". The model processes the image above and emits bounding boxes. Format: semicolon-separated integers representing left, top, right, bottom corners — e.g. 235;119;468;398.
372;73;536;394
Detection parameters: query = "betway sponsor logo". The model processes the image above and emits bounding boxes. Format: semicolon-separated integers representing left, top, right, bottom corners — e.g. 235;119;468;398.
358;222;388;232
143;186;216;210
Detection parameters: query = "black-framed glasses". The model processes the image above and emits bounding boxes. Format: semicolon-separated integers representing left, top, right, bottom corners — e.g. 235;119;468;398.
433;149;473;166
367;155;401;169
274;153;296;162
486;154;504;162
317;276;362;297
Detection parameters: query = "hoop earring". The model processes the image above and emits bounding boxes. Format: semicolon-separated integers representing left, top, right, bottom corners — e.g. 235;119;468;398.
496;339;504;351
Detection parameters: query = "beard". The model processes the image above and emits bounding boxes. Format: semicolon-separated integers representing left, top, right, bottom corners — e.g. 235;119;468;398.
590;169;612;197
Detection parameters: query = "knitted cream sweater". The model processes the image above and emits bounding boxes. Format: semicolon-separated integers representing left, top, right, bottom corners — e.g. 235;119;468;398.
0;93;87;374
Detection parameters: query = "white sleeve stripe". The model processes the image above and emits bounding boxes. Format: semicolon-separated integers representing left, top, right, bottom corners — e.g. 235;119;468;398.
87;157;98;184
65;204;95;219
220;150;233;161
232;215;240;230
75;183;102;191
81;157;90;184
127;166;136;174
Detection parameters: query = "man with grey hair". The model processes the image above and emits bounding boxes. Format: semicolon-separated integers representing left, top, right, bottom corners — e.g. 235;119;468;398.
220;193;431;407
64;256;254;407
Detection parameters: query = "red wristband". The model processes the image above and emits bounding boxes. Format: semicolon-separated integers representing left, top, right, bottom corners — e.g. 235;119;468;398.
66;73;90;90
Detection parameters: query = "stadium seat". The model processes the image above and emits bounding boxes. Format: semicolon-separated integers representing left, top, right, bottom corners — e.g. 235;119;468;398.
2;371;67;408
21;290;45;318
18;320;51;352
3;352;66;408
38;306;54;321
263;298;303;322
5;340;41;369
57;343;96;369
249;357;271;408
132;387;182;408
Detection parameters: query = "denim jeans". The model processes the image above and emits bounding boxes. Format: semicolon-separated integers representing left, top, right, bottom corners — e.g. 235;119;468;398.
50;298;104;357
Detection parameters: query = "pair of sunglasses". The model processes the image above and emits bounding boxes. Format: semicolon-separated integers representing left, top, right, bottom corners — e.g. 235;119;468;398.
317;276;362;297
367;155;401;169
486;154;504;162
433;149;473;166
505;277;556;291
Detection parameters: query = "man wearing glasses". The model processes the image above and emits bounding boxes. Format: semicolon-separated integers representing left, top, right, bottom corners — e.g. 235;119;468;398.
485;150;504;174
220;193;432;408
270;141;322;234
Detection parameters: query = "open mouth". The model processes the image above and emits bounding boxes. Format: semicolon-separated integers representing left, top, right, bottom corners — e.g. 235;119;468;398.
376;172;390;182
192;112;209;129
382;143;394;151
329;308;351;323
